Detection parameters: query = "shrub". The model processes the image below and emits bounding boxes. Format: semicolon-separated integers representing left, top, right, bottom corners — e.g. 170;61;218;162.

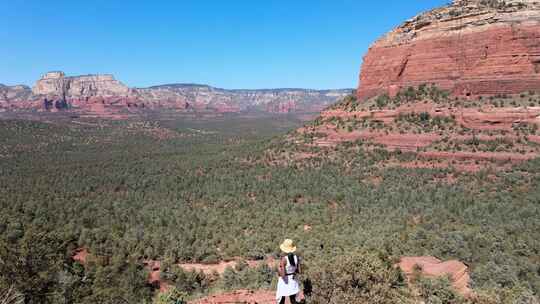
221;263;275;291
415;276;465;304
164;266;209;295
153;287;188;304
375;94;390;108
305;250;413;304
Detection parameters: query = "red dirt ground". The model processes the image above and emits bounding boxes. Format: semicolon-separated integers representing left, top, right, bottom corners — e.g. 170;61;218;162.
189;290;276;304
179;257;277;276
398;256;472;297
141;257;278;293
191;290;305;304
72;248;89;263
145;260;172;292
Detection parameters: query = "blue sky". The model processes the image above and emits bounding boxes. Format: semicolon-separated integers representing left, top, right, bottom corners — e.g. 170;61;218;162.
1;0;446;89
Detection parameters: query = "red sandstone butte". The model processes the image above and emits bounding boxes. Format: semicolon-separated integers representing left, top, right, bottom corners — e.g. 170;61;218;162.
357;0;540;100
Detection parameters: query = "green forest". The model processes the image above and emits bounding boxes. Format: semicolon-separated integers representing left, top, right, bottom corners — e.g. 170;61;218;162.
0;113;539;303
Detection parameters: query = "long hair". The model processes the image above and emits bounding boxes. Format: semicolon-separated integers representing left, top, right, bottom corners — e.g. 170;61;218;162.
287;252;296;267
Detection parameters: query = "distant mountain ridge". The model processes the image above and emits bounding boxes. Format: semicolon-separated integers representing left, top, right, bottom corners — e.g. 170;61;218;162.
149;83;346;93
0;72;352;116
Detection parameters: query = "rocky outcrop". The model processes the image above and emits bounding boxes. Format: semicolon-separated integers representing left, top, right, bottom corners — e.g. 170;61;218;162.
32;71;130;98
0;84;33;111
357;0;540;100
0;84;32;101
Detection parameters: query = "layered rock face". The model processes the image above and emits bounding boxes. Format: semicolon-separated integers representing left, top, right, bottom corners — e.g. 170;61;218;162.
32;71;130;98
358;0;540;100
289;83;540;173
0;84;32;102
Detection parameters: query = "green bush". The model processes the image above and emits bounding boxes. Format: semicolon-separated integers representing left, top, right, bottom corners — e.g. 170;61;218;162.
153;287;188;304
163;266;209;295
305;250;413;304
221;263;275;291
415;276;465;304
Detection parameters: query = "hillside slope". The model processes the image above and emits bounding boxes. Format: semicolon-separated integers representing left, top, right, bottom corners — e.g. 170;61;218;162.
285;86;540;172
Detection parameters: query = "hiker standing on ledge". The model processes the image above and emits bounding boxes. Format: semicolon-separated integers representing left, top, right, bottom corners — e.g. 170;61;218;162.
276;239;301;304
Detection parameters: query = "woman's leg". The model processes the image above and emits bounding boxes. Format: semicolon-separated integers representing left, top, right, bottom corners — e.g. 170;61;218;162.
289;295;298;304
278;297;286;304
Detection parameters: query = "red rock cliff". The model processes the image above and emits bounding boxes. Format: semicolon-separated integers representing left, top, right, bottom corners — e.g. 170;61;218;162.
357;0;540;100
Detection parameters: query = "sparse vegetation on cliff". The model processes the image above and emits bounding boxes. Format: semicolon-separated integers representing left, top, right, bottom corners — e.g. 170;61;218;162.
291;85;540;177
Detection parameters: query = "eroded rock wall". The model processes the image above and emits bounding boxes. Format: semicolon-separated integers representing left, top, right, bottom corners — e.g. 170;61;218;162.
358;0;540;100
32;71;130;98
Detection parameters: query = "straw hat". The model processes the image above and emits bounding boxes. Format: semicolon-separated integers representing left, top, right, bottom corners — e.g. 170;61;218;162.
280;239;297;253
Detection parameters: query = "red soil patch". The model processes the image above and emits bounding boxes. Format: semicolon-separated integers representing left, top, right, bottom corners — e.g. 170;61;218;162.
294;152;317;161
364;175;383;186
310;127;440;151
179;257;277;276
371;133;440;151
179;261;239;275
308;127;363;148
72;248;173;292
529;135;540;144
191;290;305;304
456;108;540;131
146;261;162;285
140;258;278;294
72;248;89;264
190;289;276;304
144;260;172;292
398;256;472;297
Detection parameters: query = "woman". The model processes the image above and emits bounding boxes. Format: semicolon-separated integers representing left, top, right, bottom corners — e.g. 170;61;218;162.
276;239;301;304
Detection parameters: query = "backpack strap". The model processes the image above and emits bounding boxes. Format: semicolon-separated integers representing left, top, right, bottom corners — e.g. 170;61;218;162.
285;254;299;275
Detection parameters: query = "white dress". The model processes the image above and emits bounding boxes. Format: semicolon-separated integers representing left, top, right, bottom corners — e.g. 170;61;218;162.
276;255;300;301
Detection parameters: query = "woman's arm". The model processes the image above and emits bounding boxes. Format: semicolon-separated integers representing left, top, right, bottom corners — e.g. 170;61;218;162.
279;257;286;278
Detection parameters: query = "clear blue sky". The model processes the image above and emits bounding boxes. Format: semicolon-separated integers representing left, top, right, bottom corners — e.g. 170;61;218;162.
1;0;446;89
